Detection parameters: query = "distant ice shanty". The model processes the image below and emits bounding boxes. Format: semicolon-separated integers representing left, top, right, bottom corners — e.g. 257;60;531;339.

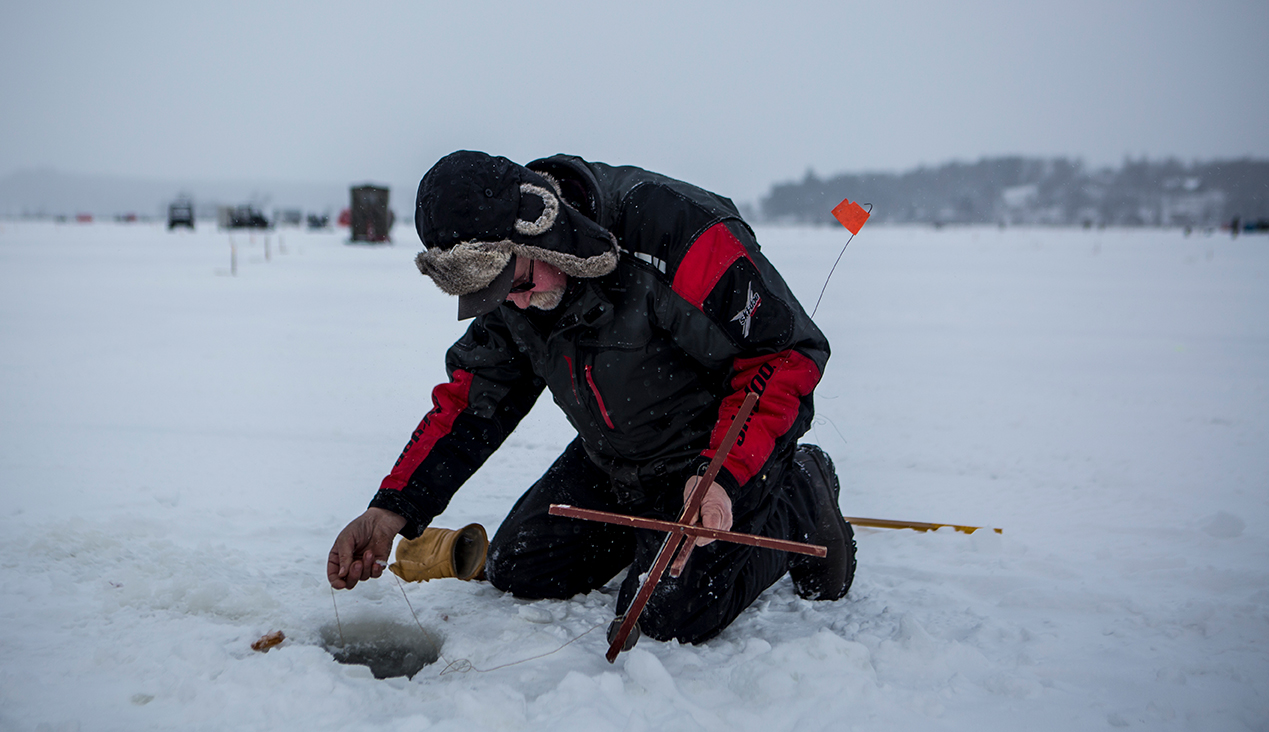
349;185;392;243
168;198;194;230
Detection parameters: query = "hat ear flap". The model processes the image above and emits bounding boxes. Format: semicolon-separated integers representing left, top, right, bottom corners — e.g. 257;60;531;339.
514;183;559;236
415;243;513;296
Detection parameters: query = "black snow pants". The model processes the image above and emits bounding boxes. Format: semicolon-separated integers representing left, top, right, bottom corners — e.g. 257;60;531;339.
485;437;817;644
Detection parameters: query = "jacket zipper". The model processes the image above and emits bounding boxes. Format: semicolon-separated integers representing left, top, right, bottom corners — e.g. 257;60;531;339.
584;364;616;430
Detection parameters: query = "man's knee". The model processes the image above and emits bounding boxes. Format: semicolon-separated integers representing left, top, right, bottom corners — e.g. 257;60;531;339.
636;600;732;645
484;539;562;598
485;535;623;599
632;577;746;645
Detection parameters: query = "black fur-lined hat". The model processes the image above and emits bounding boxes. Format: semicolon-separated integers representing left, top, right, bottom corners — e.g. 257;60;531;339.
414;151;618;319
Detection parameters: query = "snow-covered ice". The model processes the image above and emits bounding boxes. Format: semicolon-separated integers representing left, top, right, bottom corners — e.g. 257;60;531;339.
1;220;1265;731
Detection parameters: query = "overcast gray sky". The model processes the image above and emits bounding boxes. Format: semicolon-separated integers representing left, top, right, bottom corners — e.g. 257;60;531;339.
2;0;1266;204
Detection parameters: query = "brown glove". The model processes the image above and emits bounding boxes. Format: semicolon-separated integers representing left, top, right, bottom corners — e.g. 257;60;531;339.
388;523;488;582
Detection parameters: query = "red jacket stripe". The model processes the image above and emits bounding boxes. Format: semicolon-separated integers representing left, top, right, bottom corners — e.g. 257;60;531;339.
379;369;474;492
671;222;754;309
704;350;822;485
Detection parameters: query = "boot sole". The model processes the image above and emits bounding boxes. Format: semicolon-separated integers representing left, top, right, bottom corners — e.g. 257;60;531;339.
790;445;856;601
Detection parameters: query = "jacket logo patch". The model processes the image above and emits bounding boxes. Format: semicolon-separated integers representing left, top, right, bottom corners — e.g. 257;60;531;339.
730;281;762;339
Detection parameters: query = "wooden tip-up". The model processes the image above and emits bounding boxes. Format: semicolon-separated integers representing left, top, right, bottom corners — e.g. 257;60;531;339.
550;393;796;662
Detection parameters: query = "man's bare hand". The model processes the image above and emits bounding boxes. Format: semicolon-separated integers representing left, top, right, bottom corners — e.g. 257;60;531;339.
683;475;733;547
327;508;408;589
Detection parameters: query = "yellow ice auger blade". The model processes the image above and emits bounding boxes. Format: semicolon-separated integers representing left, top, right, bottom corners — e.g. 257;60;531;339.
844;516;1002;535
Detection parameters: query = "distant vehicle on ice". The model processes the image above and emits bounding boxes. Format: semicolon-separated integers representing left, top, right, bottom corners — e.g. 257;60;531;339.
218;205;271;230
307;213;330;229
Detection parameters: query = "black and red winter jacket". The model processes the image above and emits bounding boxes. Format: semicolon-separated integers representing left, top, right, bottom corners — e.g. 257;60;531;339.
370;155;830;538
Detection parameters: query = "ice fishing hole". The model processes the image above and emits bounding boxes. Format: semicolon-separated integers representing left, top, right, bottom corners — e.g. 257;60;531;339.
319;619;442;679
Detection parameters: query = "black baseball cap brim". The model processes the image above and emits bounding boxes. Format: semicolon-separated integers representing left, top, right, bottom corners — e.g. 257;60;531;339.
456;256;516;320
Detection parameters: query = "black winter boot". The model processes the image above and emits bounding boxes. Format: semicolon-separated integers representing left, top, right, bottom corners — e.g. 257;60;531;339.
789;444;856;601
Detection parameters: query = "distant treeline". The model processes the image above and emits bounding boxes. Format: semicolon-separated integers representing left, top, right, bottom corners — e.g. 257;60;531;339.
759;157;1268;228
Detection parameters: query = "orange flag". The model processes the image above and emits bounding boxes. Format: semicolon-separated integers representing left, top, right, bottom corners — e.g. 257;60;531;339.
831;198;870;235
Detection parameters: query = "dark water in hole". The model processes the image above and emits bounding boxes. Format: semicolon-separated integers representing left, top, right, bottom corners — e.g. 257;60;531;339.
319;619;442;679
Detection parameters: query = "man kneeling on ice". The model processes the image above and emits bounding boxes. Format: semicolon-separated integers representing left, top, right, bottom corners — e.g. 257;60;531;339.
327;151;856;646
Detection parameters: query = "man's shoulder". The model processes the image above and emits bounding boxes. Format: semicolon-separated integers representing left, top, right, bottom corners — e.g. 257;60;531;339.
529;155;742;226
528;154;751;276
603;166;743;230
612;183;752;283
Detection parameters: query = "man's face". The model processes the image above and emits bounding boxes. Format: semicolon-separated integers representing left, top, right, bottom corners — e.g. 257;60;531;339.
506;257;568;311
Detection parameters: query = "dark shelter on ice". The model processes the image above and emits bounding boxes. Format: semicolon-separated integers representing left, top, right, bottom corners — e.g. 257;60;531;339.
350;185;392;243
168;198;194;230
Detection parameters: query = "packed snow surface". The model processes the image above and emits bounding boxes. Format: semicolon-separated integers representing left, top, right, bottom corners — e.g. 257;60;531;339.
1;221;1266;731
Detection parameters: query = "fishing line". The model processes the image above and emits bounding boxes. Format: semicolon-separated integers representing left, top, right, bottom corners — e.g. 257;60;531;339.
811;413;851;453
330;585;346;648
327;574;606;678
389;573;605;676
